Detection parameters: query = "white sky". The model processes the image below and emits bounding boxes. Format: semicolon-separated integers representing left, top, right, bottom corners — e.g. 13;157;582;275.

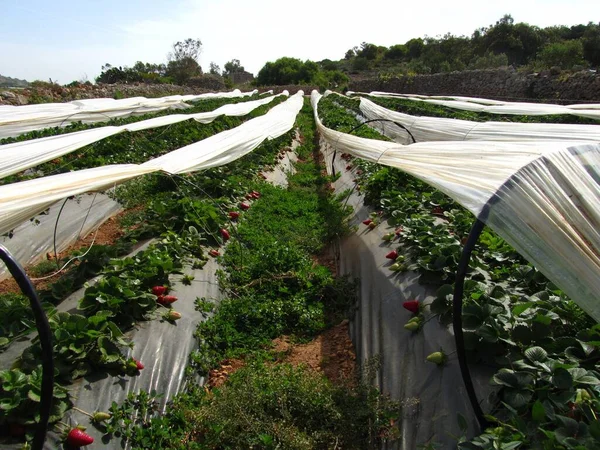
1;0;599;83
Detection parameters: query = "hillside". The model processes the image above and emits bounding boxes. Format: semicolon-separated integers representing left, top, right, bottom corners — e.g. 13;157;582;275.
0;74;29;88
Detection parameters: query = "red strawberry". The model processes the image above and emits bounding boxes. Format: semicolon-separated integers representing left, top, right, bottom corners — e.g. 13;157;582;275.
152;286;167;296
403;300;419;314
356;169;363;175
156;295;165;305
228;211;240;220
362;219;372;226
8;423;25;437
209;249;220;257
134;359;144;370
431;206;444;215
162;295;178;305
240;202;250;210
252;190;261;197
386;250;398;260
395;227;403;236
346;165;352;170
246;193;253;200
278;154;285;160
220;228;230;241
67;428;94;447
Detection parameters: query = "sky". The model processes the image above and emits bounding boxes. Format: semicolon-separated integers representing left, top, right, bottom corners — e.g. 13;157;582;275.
1;0;599;84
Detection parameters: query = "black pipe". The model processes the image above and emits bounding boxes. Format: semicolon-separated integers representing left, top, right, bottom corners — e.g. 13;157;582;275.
0;246;53;450
452;219;488;431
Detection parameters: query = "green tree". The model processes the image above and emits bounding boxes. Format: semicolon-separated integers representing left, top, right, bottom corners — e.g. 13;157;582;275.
209;62;221;76
223;59;245;77
582;23;600;66
535;40;585;69
165;38;203;85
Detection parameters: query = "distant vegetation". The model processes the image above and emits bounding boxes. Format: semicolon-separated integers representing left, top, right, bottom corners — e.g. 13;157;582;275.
329;15;600;76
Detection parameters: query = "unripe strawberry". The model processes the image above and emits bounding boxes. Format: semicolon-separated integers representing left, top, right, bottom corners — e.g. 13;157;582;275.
164;310;182;321
426;351;446;365
404;321;420;332
368;222;377;230
92;412;112;423
382;232;395;242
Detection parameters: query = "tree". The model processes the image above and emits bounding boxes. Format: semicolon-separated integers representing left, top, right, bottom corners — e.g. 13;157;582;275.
583;23;600;66
168;38;202;63
223;59;245;76
536;40;585;69
165;38;202;85
385;44;408;60
209;62;221;76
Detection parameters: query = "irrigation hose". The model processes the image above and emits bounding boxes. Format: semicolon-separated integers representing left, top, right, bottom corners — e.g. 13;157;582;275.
0;245;53;450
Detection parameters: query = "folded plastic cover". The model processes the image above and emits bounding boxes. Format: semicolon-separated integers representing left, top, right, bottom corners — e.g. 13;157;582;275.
355;96;600;143
0;93;285;179
312;90;600;322
0;89;259;138
0;92;304;237
348;91;600;120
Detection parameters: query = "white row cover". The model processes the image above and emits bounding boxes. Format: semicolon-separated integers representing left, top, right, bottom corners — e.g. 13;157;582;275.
348;91;600;120
354;95;600;143
0;89;259;139
0;91;304;238
0;93;285;179
312;90;600;323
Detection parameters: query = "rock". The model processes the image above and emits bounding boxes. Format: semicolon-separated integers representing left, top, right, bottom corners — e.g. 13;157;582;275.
0;91;16;99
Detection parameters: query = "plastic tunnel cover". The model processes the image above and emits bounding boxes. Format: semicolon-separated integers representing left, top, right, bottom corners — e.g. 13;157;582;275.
0;193;121;280
311;90;600;322
354;95;600;143
0;93;286;179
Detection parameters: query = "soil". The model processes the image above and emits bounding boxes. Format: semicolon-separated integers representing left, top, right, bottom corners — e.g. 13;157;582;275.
0;211;127;295
208;320;356;388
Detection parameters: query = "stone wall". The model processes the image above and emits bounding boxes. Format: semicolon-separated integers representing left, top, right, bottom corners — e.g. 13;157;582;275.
349;68;600;103
0;82;223;106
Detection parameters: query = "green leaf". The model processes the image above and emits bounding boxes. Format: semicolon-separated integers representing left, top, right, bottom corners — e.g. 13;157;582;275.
589;420;600;440
525;346;548;363
457;412;468;432
552;368;573;389
532;400;545;422
512;302;533;316
27;389;41;402
503;389;532;409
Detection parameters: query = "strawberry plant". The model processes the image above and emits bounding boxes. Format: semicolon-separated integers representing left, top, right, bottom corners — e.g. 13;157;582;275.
0;367;71;427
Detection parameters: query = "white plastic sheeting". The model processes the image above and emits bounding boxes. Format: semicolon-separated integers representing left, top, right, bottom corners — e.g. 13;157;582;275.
356;96;600;143
348;91;600;120
312;90;600;322
0;93;285;179
0;92;304;237
0;89;259;139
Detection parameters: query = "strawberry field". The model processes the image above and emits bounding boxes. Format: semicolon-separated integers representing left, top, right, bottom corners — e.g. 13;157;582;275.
0;89;600;449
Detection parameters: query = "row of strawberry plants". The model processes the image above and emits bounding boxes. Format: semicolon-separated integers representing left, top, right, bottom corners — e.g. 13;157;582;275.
0;104;294;445
318;97;600;449
89;99;400;449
